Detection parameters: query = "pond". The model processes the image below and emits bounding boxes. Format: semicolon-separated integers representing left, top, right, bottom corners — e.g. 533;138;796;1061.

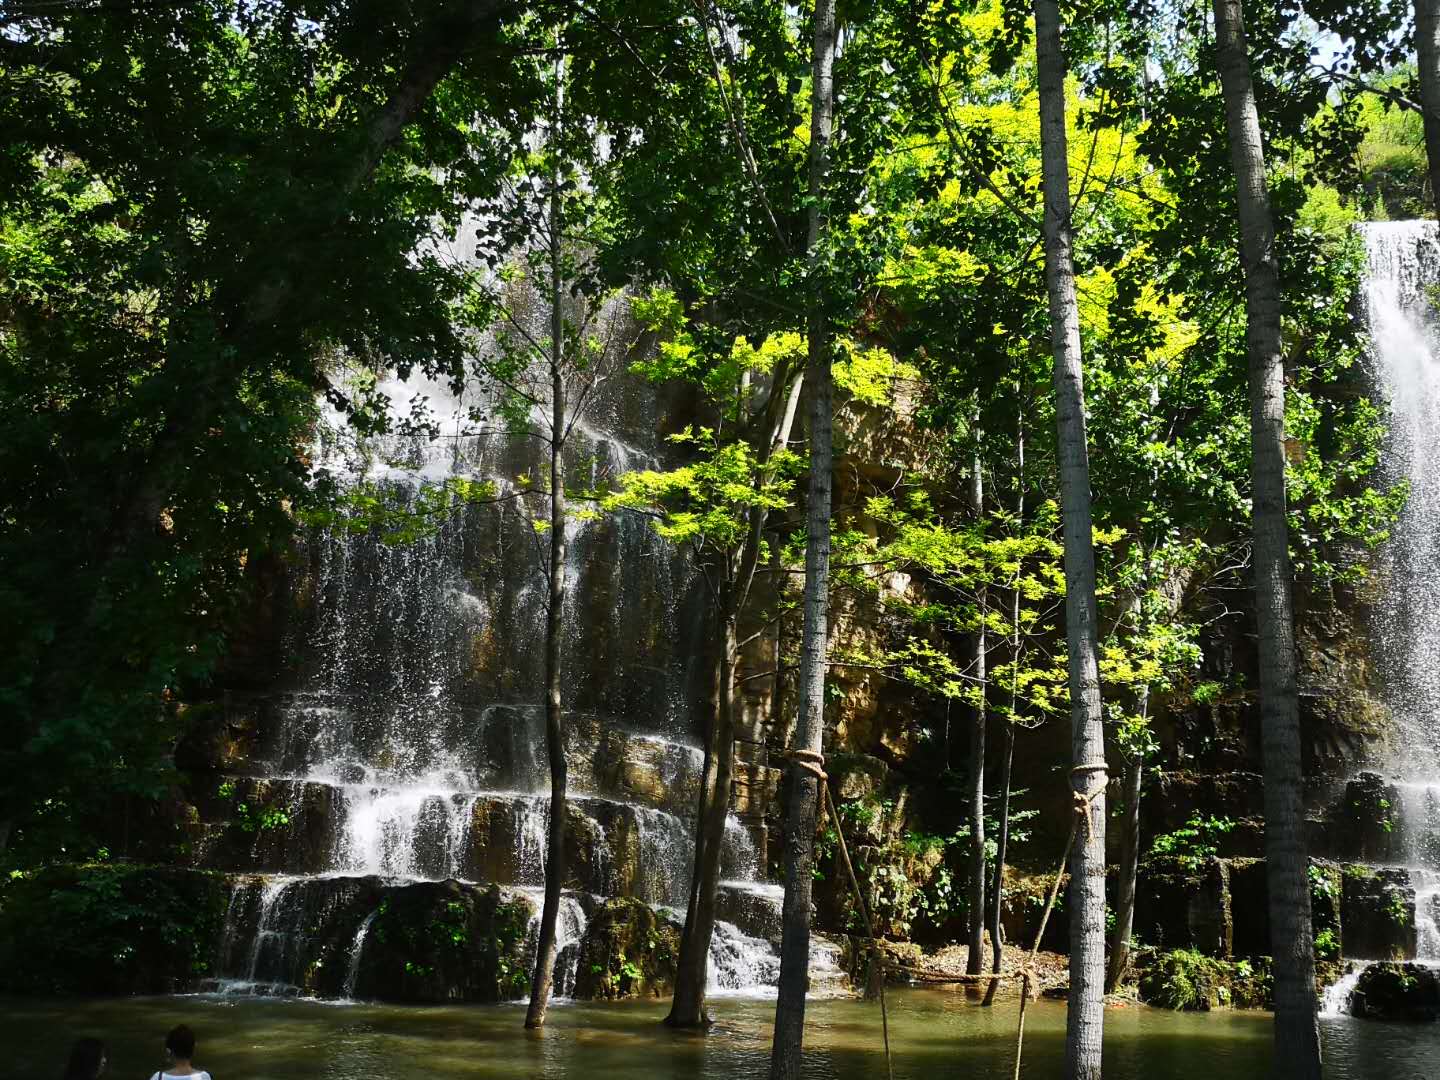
3;990;1436;1079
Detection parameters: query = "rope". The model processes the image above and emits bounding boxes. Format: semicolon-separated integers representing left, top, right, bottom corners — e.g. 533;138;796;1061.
785;748;894;1080
1010;762;1108;1080
783;749;1108;1080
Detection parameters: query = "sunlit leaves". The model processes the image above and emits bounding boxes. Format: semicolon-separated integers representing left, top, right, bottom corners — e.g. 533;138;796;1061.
603;427;801;551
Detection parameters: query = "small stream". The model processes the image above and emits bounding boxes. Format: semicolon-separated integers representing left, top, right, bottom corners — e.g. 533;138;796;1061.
3;990;1436;1080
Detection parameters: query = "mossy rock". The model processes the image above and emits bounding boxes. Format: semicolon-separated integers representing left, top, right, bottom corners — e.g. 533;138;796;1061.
352;880;535;1003
573;897;679;1000
1134;855;1230;957
1341;865;1416;960
1137;949;1271;1011
0;863;230;994
1350;962;1440;1021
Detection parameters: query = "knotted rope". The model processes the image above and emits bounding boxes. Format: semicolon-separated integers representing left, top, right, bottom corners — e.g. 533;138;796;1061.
1009;762;1108;1080
782;749;1107;1080
785;747;894;1080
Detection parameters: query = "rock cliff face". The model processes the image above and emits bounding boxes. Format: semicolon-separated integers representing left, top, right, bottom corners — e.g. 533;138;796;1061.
7;233;1427;1009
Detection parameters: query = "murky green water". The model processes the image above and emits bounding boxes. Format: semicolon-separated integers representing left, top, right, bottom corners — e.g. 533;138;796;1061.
2;990;1435;1079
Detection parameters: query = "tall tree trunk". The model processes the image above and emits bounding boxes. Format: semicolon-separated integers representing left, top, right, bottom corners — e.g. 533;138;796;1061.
1416;0;1440;210
1033;2;1107;1076
768;0;837;1073
1105;727;1144;994
983;407;1024;1006
1213;2;1322;1075
526;147;569;1029
966;429;987;977
667;605;739;1028
668;374;804;1030
673;625;723;1013
982;723;1015;1006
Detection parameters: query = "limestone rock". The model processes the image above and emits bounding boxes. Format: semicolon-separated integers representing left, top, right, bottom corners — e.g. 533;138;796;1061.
573;897;679;1000
351;880;535;1003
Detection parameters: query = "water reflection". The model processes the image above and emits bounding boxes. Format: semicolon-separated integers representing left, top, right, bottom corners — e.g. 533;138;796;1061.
1;991;1435;1079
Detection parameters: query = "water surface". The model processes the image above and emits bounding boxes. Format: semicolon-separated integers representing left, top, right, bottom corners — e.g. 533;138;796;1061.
5;989;1436;1079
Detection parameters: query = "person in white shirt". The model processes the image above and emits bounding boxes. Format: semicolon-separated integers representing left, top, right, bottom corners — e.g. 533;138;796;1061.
148;1024;211;1080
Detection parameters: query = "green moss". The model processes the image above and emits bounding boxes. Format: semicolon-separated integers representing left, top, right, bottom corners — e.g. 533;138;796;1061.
1138;949;1272;1011
356;882;534;1003
574;898;680;1000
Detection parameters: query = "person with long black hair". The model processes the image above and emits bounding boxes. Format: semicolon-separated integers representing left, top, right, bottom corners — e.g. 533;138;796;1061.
61;1038;106;1080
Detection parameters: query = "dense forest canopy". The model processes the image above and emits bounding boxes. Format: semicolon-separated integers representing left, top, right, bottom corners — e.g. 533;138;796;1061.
3;0;1439;1076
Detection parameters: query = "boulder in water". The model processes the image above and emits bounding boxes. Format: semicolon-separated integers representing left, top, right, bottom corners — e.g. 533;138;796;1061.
350;880;536;1003
573;897;679;1000
1350;962;1440;1021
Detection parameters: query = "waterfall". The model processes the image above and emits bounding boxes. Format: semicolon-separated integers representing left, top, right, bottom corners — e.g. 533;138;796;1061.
1321;966;1366;1017
1323;221;1440;1015
342;908;379;999
1367;221;1440;791
1365;220;1440;957
198;346;802;999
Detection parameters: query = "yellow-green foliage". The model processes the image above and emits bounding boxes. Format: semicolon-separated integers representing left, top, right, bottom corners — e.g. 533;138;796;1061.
602;427;801;552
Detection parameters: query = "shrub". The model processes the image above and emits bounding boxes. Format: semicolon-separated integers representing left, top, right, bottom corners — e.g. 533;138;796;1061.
0;863;229;994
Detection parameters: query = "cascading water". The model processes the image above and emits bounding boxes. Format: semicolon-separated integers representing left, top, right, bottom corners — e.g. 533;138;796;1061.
1367;221;1440;787
1323;220;1440;1015
198;347;799;999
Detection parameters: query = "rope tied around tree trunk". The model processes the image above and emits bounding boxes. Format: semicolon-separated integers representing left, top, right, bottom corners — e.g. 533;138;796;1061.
1010;761;1108;1080
781;747;893;1080
780;750;1107;1080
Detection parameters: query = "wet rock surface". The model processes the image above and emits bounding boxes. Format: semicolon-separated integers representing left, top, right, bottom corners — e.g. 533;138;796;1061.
573;897;680;1000
1350;962;1440;1021
1341;867;1418;961
351;880;535;1003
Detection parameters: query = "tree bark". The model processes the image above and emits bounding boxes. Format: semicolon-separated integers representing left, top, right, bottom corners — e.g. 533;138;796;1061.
1033;2;1107;1076
768;0;837;1073
966;430;987;977
1105;737;1144;994
525;128;569;1029
1416;0;1440;210
983;407;1024;1007
981;723;1014;1006
1212;3;1322;1076
672;626;723;1017
667;606;740;1028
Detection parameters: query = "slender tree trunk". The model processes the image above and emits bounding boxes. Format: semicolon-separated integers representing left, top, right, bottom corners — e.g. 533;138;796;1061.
1105;733;1144;994
1416;0;1440;209
526;143;569;1029
966;430;987;977
984;407;1024;1006
1033;2;1107;1075
769;1;837;1073
668;606;740;1028
982;723;1015;1006
674;627;723;1012
668;374;803;1030
1213;2;1322;1075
